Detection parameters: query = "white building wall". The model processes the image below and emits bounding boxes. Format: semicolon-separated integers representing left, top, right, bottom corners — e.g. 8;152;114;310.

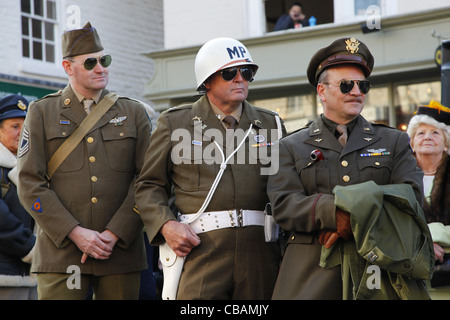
396;0;450;15
334;0;450;24
164;0;450;49
0;0;163;104
163;0;266;49
0;1;24;77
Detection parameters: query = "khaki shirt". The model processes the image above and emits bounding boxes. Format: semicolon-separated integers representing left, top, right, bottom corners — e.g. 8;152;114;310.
17;85;151;275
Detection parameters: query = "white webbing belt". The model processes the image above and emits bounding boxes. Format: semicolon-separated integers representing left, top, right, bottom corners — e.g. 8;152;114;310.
178;210;265;234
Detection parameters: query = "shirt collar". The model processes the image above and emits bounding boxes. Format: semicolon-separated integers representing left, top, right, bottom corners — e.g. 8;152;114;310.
72;88;103;104
210;102;242;125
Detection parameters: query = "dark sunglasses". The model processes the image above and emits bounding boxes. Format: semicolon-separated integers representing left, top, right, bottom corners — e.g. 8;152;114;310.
220;67;254;82
71;55;112;70
325;79;371;94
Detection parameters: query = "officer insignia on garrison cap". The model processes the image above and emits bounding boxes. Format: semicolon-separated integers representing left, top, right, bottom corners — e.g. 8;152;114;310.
62;22;104;58
307;37;374;87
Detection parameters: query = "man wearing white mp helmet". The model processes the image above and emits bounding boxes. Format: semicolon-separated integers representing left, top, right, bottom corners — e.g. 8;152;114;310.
195;37;258;92
136;37;286;299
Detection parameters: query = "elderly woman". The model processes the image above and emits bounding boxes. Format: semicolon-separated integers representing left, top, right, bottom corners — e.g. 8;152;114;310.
407;100;450;299
0;95;36;300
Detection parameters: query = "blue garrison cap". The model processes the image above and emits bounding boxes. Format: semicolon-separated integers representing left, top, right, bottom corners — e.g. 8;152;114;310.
0;95;28;121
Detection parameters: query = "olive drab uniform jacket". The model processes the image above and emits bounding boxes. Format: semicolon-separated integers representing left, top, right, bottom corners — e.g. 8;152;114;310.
17;85;151;275
268;115;424;299
136;95;286;245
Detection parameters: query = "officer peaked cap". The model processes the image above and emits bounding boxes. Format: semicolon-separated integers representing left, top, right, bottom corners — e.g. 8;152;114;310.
307;37;374;87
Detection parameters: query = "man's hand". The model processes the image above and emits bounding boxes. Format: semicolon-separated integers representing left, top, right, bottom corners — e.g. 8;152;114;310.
434;242;446;263
319;209;352;249
160;220;201;257
68;226;116;263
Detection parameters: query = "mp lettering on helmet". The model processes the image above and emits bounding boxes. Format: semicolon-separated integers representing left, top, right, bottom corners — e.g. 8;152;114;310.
227;46;247;59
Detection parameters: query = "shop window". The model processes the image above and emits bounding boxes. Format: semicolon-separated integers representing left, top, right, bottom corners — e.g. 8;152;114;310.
361;86;389;124
254;93;318;133
21;0;57;63
355;0;381;15
394;81;441;131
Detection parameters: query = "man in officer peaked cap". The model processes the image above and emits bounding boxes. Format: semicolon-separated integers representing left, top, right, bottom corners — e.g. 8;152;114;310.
268;37;431;299
17;22;151;299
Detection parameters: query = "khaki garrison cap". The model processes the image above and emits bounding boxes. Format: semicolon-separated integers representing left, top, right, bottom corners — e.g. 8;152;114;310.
62;22;104;58
307;37;374;87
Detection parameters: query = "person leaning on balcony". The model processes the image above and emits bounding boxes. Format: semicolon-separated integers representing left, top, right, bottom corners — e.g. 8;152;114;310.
16;22;151;300
267;37;432;299
135;37;286;299
273;2;309;31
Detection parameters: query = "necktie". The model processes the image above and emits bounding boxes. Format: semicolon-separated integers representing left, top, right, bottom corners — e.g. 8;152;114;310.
223;115;237;129
83;98;94;115
336;124;348;147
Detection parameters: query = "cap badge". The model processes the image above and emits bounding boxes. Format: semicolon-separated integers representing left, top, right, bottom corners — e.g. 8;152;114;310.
345;37;360;54
17;100;27;110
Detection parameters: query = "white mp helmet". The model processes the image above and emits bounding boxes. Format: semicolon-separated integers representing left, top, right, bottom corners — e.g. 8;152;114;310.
194;37;259;91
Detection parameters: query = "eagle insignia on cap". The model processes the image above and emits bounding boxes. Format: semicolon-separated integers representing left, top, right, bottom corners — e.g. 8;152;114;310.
345;37;360;54
17;100;27;110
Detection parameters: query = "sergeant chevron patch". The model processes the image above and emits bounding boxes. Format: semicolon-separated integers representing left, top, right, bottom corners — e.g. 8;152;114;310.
18;127;30;158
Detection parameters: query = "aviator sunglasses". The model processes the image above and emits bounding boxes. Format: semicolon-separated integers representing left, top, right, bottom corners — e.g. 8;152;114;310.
325;79;371;94
220;67;254;82
69;54;112;71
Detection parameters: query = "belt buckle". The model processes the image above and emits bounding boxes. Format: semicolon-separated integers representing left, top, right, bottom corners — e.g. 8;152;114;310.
238;209;243;227
228;210;243;228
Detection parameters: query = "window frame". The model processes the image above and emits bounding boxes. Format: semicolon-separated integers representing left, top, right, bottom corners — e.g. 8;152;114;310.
20;0;66;78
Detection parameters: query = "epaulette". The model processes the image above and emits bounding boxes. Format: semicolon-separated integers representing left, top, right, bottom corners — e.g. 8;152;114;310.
252;105;279;116
36;90;62;101
283;120;312;138
370;121;394;129
166;104;192;112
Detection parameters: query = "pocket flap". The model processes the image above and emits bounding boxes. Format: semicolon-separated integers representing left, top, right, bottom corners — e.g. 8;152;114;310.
288;232;314;244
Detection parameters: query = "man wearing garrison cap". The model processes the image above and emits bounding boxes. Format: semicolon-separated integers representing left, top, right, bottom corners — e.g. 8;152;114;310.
17;22;151;299
267;37;432;299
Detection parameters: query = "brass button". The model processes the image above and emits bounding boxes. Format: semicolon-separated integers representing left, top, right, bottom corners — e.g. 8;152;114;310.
375;162;380;166
89;156;96;163
341;160;349;167
343;175;350;182
64;98;71;105
87;137;94;143
291;236;295;241
119;132;124;137
91;197;98;204
91;176;98;182
62;132;67;136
